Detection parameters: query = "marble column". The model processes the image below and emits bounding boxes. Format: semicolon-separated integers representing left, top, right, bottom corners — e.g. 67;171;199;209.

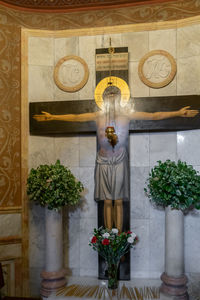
40;208;67;298
160;206;188;299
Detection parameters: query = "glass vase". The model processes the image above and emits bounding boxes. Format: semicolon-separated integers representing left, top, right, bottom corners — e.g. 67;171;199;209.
107;262;119;290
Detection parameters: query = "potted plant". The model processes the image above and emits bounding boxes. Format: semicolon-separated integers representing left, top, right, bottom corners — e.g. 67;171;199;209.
144;159;200;211
144;159;200;299
89;227;138;290
27;160;84;297
27;159;83;210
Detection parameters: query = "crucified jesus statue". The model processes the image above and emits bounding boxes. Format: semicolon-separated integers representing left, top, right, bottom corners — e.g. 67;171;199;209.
33;86;198;233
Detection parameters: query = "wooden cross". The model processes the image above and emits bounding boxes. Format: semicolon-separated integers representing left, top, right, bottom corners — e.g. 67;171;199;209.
30;93;200;280
30;44;200;281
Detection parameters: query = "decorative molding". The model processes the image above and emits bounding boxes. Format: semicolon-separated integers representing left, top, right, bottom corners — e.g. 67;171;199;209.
138;50;177;88
54;55;89;92
0;236;22;245
0;1;200;29
0;0;179;13
0;207;22;214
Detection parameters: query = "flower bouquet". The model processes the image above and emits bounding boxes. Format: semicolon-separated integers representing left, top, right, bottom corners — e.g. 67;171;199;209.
89;227;138;289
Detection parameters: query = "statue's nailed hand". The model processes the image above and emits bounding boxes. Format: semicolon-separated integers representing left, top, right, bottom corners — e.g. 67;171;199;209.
33;111;53;121
179;106;199;118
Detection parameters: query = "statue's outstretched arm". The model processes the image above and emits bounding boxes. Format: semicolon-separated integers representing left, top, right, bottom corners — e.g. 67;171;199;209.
129;106;199;121
33;111;98;122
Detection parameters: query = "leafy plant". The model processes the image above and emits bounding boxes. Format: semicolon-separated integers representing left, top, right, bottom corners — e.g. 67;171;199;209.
27;160;84;210
144;160;200;211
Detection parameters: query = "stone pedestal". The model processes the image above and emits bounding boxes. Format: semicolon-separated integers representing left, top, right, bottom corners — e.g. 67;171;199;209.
160;206;188;299
41;208;67;298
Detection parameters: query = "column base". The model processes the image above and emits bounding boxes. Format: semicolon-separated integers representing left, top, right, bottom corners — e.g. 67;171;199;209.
40;268;67;298
160;272;189;300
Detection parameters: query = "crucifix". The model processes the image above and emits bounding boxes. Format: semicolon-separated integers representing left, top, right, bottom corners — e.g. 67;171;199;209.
30;46;200;280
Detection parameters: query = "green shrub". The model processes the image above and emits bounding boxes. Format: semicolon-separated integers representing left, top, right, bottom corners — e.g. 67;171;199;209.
144;160;200;211
27;160;84;210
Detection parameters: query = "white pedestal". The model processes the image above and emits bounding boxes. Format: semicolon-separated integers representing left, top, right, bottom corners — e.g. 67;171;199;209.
160;206;188;299
41;208;67;298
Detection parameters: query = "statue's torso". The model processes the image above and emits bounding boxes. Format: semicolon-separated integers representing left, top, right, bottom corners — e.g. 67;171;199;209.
96;111;130;157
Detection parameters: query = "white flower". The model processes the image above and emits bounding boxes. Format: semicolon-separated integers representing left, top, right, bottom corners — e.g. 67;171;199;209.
127;237;134;244
111;228;118;234
102;232;110;238
131;232;136;240
89;236;93;242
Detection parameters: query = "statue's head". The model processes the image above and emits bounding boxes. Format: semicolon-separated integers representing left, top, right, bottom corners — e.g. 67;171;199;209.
103;86;121;109
103;86;121;98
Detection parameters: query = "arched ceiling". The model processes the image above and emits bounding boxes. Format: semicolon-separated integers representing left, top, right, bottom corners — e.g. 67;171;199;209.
0;0;179;13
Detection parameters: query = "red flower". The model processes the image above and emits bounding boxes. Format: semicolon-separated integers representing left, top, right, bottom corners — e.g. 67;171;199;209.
102;238;110;245
91;236;97;244
127;231;132;235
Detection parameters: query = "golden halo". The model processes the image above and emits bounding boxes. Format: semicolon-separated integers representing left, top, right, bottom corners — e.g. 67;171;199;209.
94;76;130;110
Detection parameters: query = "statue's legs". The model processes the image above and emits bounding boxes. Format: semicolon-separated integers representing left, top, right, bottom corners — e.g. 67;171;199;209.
104;199;123;233
104;199;113;229
114;199;123;233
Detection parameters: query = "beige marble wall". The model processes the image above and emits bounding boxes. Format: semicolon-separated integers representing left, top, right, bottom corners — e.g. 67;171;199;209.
28;22;200;294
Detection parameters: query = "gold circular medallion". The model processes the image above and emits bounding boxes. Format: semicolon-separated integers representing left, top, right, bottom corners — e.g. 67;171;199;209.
94;76;130;110
138;50;177;89
54;55;89;92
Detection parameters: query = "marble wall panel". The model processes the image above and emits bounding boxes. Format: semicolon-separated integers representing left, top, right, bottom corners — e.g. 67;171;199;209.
177;56;200;95
177;130;200;165
130;167;150;220
64;214;80;273
79;35;99;66
149;29;177;58
28;65;54;101
149;77;177;97
129;61;149;98
66;167;81;219
54;83;79;101
78;64;95;100
54;37;79;63
29;136;55;169
122;31;148;62
79;217;98;277
79;135;96;167
177;24;200;59
149;203;165;221
29;204;45;268
149;131;177;167
79;167;96;220
185;214;200;273
54;136;79;167
105;33;123;48
129;133;149;167
149;217;165;276
28;37;54;66
0;213;21;237
131;219;150;278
